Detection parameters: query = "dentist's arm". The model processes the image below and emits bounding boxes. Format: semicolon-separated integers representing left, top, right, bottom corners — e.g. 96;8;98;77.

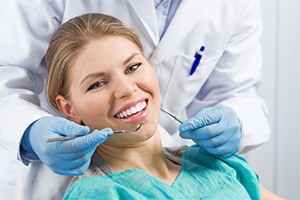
0;0;64;163
21;116;112;175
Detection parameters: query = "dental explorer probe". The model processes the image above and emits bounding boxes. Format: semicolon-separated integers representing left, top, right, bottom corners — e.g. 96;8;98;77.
46;121;146;143
161;108;183;124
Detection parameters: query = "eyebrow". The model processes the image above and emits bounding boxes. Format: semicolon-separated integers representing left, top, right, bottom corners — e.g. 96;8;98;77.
80;72;105;85
80;53;140;85
123;53;139;65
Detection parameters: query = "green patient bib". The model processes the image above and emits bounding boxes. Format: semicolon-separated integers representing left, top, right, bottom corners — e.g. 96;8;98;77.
64;146;260;200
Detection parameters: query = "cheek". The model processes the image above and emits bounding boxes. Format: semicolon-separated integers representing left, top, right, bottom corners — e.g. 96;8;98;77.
139;70;161;118
84;101;101;114
75;94;110;129
149;72;160;103
143;69;160;91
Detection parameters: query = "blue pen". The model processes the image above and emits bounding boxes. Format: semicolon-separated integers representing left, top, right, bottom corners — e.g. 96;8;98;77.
190;46;205;76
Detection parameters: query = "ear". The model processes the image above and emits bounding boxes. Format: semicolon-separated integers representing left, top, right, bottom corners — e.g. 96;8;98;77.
55;95;82;124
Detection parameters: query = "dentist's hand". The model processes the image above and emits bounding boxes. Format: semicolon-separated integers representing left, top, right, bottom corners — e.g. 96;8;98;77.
21;116;112;175
179;107;242;156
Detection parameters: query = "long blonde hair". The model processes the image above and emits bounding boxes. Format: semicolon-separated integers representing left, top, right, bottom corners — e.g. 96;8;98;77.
46;13;144;110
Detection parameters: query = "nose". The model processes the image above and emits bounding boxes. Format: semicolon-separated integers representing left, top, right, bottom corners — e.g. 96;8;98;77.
113;76;137;99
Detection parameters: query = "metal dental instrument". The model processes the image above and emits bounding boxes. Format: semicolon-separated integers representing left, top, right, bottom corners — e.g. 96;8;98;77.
46;121;146;143
161;108;183;124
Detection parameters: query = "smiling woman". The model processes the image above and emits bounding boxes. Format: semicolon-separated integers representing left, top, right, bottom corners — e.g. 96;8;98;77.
54;36;159;133
45;13;283;199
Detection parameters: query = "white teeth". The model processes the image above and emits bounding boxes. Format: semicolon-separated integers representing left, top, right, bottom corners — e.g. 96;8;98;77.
130;107;137;113
116;101;147;119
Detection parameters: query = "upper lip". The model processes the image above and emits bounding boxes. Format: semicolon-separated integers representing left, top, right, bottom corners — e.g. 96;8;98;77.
114;98;147;117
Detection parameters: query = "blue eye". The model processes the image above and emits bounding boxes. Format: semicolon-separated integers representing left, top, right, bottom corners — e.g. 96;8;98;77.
88;81;105;91
126;63;141;74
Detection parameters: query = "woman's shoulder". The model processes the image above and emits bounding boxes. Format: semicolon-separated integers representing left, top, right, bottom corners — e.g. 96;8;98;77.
182;145;261;199
163;145;250;171
182;145;254;174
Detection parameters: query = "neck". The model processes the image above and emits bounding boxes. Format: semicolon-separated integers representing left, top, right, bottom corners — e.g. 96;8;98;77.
96;131;181;185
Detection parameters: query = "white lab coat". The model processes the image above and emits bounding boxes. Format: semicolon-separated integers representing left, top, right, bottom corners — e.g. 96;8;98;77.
0;0;270;199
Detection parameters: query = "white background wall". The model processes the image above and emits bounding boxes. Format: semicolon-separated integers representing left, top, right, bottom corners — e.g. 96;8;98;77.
246;0;300;199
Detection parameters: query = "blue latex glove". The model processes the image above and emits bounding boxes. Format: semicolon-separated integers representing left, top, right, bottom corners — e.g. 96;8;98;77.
179;107;242;156
21;116;112;176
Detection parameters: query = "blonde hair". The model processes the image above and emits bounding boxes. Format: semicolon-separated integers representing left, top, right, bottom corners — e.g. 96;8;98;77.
46;13;144;109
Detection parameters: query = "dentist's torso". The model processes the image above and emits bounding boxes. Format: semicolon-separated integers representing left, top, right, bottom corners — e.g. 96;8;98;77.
12;0;262;199
41;0;255;139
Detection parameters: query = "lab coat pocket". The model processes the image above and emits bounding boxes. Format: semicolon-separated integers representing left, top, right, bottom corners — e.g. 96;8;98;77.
161;54;216;114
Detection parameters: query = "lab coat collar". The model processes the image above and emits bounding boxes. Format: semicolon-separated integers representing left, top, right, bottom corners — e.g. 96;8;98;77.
153;0;216;62
126;0;159;47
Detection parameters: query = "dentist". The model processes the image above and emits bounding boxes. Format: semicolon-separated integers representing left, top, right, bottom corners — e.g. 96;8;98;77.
0;0;270;198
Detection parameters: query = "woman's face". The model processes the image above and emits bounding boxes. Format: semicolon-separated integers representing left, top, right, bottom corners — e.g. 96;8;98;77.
57;36;160;145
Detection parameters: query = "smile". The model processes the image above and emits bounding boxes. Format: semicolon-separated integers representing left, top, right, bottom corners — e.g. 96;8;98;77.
116;101;147;119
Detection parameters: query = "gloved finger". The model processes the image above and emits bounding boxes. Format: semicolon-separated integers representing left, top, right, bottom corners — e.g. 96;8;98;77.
192;130;235;148
180;122;227;140
51;143;97;162
204;141;240;156
56;128;112;153
179;107;222;132
51;157;91;176
53;118;90;137
70;159;91;176
50;147;94;170
201;131;241;156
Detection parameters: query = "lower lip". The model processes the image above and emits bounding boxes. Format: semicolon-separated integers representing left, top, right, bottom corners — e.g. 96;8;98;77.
116;104;149;124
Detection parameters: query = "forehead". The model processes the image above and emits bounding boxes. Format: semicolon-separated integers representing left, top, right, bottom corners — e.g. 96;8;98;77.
68;36;142;78
77;36;140;64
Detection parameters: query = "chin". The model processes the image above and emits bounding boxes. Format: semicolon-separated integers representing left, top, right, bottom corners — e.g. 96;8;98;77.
138;121;158;139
